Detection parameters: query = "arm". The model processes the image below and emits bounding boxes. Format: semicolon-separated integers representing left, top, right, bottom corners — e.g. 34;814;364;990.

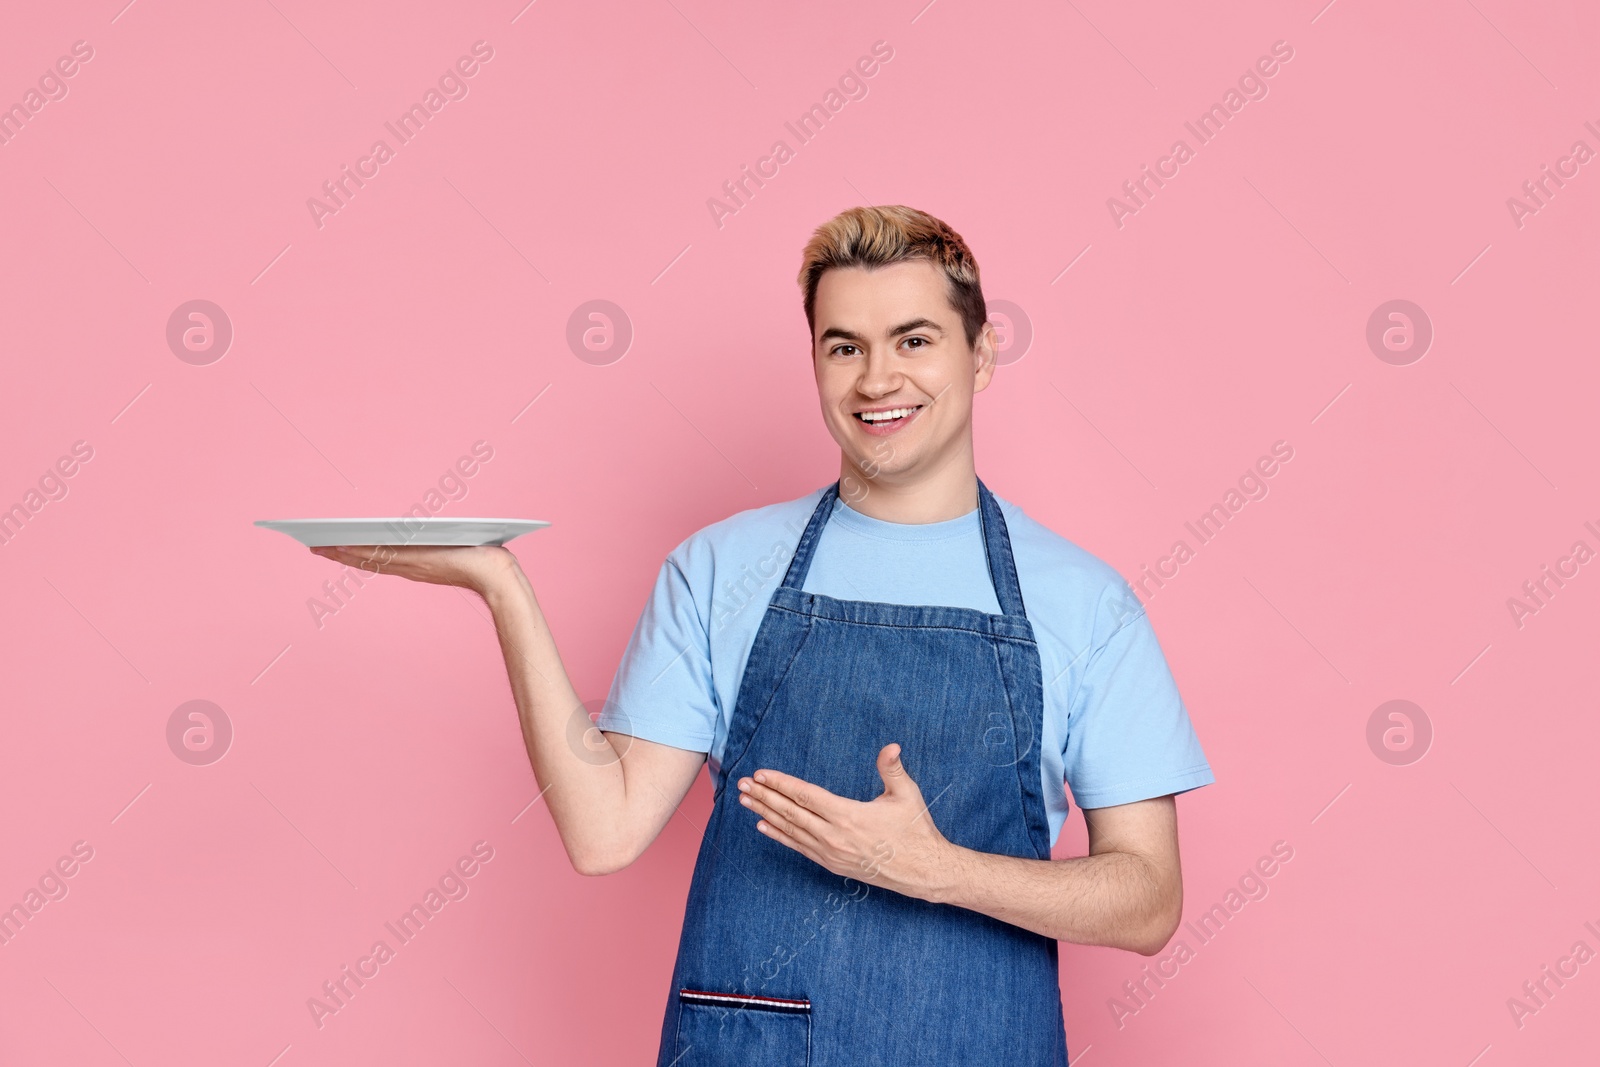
934;797;1181;954
477;553;705;875
309;544;705;875
736;743;1184;954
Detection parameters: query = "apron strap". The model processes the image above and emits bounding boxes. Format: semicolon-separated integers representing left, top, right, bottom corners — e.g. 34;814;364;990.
781;478;1030;620
976;478;1028;619
779;482;841;591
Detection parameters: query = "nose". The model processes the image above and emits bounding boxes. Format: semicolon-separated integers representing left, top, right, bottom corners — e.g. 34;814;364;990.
855;345;901;398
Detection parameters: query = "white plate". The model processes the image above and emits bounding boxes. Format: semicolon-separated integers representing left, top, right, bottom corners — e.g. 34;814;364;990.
255;517;550;547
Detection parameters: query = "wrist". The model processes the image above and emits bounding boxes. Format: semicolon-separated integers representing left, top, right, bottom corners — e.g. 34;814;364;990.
473;548;525;605
924;841;971;906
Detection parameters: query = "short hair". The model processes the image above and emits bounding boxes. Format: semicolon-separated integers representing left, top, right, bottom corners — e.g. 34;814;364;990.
797;205;986;350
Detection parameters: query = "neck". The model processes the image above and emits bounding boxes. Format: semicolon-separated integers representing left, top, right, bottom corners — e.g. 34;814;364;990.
837;441;979;524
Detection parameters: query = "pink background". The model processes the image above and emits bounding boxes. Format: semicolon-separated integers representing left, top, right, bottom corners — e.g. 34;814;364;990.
3;0;1597;1063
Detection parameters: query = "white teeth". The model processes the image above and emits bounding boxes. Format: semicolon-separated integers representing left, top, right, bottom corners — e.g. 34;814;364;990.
859;407;916;422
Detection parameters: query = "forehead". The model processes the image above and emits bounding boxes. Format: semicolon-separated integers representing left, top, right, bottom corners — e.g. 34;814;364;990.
813;260;954;326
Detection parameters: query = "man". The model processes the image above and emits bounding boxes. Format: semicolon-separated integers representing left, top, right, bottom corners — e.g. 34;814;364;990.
312;205;1214;1065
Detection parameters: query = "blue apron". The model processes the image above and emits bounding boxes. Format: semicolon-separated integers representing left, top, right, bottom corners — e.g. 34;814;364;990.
656;479;1069;1066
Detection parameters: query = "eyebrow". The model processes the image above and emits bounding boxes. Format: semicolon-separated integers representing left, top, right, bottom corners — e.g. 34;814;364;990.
818;317;946;345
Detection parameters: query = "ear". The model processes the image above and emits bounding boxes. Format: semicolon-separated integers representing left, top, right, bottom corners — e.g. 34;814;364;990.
972;321;999;394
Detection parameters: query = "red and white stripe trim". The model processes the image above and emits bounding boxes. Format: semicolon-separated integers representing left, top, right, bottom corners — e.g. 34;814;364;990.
679;988;812;1013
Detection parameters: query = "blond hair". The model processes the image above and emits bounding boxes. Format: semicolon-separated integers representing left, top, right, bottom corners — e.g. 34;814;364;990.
796;205;986;348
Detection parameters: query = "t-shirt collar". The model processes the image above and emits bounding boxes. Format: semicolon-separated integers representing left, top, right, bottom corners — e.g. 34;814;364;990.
828;491;981;543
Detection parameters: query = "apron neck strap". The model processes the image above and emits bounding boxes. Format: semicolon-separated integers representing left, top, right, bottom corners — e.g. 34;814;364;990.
780;478;1029;618
975;478;1028;617
779;482;840;592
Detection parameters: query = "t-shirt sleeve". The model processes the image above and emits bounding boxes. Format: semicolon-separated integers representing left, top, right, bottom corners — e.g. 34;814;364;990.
1062;586;1215;809
594;555;719;753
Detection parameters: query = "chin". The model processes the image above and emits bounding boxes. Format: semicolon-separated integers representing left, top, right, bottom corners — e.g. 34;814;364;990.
848;454;915;482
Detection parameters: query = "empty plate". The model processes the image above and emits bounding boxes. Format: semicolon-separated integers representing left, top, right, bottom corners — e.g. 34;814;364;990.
254;517;550;547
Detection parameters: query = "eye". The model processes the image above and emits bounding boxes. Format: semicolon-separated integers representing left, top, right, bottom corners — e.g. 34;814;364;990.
902;336;928;350
830;343;861;357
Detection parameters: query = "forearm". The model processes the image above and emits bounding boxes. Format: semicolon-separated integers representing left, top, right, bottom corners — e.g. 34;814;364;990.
477;559;632;872
737;751;1183;953
931;845;1179;954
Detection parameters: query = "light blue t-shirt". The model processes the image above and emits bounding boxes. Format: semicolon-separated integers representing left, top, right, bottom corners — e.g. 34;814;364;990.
598;486;1214;847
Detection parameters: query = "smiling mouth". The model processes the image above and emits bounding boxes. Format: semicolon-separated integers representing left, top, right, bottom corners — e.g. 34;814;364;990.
853;405;923;430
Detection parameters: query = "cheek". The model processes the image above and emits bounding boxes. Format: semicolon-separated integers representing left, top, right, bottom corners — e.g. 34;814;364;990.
815;370;853;411
915;368;959;405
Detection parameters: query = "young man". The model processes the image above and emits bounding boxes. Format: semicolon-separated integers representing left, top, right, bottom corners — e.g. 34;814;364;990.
312;205;1214;1065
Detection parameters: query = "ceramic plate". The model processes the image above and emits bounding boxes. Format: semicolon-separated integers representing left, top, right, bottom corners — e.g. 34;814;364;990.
254;517;550;547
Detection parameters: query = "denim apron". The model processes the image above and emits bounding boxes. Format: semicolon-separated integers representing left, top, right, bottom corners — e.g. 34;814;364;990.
655;479;1069;1066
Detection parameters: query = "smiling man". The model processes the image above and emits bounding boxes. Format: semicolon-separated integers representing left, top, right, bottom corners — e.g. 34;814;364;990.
311;205;1213;1065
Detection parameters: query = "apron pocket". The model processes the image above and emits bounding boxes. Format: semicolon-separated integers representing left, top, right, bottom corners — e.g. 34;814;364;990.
675;988;811;1066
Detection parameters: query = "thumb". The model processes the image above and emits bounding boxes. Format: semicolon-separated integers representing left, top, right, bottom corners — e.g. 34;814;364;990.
877;743;915;796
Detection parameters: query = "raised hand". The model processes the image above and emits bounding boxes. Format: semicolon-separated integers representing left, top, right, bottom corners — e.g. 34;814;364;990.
308;543;514;597
736;743;959;902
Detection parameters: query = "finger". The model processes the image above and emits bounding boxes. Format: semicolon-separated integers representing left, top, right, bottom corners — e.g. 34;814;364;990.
742;780;826;836
740;787;825;842
317;545;395;573
747;768;841;817
754;815;824;859
876;743;917;798
356;547;395;574
311;545;361;563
